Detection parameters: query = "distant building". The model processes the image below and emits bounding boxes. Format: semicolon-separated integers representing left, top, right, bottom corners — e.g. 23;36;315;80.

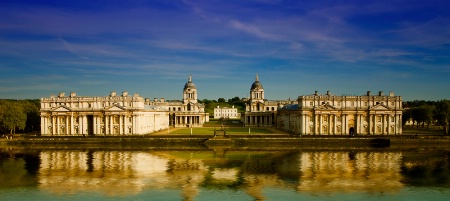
214;105;240;119
40;91;169;136
277;91;403;135
242;74;296;126
145;75;209;127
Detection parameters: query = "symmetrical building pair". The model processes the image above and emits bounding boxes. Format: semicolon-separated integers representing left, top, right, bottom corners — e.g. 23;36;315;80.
40;74;403;136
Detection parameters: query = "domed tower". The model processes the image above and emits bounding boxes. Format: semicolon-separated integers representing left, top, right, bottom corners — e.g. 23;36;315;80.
183;74;198;104
250;74;264;102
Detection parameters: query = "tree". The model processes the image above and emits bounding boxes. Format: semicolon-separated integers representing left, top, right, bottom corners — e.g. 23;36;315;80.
433;100;450;135
20;100;40;132
402;109;412;126
0;102;27;134
228;96;240;103
218;98;226;103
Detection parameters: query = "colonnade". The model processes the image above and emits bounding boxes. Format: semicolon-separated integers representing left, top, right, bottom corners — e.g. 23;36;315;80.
40;113;139;135
174;115;202;127
244;115;273;126
282;112;402;135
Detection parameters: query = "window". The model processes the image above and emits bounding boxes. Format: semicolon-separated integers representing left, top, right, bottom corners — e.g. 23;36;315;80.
351;101;354;107
377;116;381;122
310;102;313;106
365;102;368;106
391;102;395;106
337;102;341;107
391;116;395;122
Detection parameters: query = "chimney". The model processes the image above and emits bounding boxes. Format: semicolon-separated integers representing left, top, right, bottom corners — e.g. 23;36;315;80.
326;90;330;95
70;92;76;97
122;91;128;97
367;91;371;96
110;91;116;97
315;91;318;96
379;91;383;96
58;92;65;97
389;91;394;97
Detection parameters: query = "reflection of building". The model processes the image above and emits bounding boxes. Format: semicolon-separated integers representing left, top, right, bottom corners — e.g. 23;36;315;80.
146;75;209;127
298;152;403;193
36;150;406;199
277;91;403;135
39;151;172;196
214;106;240;119
40;92;169;136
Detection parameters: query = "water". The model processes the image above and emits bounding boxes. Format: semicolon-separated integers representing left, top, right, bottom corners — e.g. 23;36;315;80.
1;147;449;200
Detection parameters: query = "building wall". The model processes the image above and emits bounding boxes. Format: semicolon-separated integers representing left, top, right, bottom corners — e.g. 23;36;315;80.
276;91;403;135
214;106;240;119
40;92;169;136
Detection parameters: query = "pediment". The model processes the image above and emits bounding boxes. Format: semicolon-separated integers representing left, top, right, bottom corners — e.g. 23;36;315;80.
52;105;71;112
105;105;125;111
314;103;336;110
370;104;389;110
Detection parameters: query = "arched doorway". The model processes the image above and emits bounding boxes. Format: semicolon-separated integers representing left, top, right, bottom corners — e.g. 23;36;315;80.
349;127;355;136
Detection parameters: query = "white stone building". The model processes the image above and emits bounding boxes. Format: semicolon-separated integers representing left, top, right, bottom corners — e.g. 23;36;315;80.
214;105;240;119
277;91;403;135
40;91;169;136
242;74;296;126
146;75;209;127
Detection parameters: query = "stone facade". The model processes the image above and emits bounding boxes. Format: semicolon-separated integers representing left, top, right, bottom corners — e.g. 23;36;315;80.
242;74;296;126
40;91;169;136
277;91;403;135
145;75;209;127
214;105;240;119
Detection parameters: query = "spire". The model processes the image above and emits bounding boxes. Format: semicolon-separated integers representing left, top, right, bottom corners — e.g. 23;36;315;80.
255;73;259;81
188;74;192;83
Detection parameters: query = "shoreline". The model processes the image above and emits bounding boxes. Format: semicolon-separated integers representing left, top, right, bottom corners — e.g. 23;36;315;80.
2;134;450;150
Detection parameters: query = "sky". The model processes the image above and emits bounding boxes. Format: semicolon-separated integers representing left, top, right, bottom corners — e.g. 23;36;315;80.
0;0;449;101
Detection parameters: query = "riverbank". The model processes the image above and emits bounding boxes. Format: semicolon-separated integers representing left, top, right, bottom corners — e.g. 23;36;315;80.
2;134;450;150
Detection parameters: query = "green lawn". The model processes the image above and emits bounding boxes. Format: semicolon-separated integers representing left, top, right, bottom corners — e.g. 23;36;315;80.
169;127;273;135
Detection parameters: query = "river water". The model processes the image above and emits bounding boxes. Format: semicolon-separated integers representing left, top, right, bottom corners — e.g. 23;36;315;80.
1;147;449;201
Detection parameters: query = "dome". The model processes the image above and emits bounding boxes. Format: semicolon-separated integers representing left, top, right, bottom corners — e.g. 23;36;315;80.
184;75;196;90
250;74;263;90
251;81;263;90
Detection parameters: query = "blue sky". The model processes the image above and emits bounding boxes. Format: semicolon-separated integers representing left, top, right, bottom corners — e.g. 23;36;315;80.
0;0;449;101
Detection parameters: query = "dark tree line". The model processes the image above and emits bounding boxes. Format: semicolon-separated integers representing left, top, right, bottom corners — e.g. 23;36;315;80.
0;99;40;135
403;100;450;135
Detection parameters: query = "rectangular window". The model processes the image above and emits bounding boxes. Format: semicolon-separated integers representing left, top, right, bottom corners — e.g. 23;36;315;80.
377;116;381;122
365;102;368;106
310;102;313;106
391;116;395;122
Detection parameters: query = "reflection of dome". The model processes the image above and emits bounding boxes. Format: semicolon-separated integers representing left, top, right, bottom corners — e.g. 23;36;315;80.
250;74;263;90
184;75;197;90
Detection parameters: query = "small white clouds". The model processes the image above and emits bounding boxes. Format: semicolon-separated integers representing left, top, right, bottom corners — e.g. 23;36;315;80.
229;20;279;40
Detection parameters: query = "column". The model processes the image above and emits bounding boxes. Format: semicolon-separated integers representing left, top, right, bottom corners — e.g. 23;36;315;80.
109;115;113;135
69;114;73;135
343;114;347;135
368;114;371;135
104;115;108;135
83;115;87;135
119;115;123;135
124;116;128;135
387;115;390;135
327;115;331;135
65;116;68;135
333;115;337;135
318;114;322;135
56;116;60;135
